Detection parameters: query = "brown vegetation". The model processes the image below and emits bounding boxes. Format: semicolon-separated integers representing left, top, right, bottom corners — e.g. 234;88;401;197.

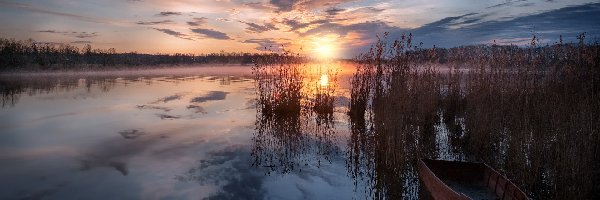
347;32;600;199
251;52;339;174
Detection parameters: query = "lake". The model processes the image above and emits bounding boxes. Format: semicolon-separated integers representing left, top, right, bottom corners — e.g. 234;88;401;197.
0;65;371;199
1;63;598;200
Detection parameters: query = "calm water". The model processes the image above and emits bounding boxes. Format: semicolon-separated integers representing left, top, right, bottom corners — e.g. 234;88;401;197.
3;64;596;199
0;65;368;200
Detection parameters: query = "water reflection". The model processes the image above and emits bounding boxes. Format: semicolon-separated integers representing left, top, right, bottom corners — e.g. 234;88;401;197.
319;74;329;87
0;65;363;199
0;66;262;199
251;61;341;174
0;67;253;108
4;62;594;199
190;91;229;103
0;76;116;107
175;145;268;199
0;80;22;107
347;61;441;199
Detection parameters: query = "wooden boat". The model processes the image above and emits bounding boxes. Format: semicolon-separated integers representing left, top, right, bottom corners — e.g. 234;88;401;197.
418;159;529;200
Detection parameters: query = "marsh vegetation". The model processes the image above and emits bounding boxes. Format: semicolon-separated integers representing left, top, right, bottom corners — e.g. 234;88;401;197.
251;53;341;174
346;33;599;199
245;32;599;199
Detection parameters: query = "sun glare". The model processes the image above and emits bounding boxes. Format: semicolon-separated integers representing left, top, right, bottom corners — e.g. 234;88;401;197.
312;35;339;59
316;45;334;58
319;74;329;87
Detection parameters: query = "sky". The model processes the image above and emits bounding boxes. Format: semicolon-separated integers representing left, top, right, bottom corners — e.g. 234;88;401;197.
0;0;599;58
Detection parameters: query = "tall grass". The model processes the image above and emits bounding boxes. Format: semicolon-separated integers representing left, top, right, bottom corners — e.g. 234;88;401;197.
347;33;442;199
251;52;340;174
454;33;600;199
347;32;600;199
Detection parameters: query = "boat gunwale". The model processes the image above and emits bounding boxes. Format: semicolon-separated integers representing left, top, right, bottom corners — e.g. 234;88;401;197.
418;159;471;200
418;159;529;200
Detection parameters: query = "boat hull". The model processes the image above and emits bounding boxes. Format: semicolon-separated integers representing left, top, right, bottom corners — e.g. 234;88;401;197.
418;159;529;200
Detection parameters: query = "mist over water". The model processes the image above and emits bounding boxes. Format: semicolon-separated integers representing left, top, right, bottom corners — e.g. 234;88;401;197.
0;60;598;199
0;65;362;200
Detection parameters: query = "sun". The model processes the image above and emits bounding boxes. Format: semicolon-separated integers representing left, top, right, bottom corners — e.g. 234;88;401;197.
316;44;334;58
311;35;339;59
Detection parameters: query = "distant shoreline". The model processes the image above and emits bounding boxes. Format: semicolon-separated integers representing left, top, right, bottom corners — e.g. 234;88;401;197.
0;64;257;78
0;63;256;74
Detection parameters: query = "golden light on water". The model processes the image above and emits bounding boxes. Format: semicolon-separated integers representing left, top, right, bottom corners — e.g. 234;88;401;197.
319;74;329;87
299;64;340;98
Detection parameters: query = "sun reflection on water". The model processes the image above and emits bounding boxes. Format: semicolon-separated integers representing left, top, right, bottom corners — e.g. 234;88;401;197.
319;74;329;87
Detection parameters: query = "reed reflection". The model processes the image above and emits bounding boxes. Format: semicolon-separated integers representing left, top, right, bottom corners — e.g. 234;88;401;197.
346;37;440;199
0;67;254;108
0;76;118;107
251;57;341;174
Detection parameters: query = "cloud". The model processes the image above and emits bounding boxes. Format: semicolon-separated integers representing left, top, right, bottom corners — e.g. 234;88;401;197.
71;41;92;44
299;0;358;12
4;0;598;58
190;91;228;103
151;93;184;103
282;18;329;32
326;6;385;24
216;18;232;22
280;19;395;56
152;28;194;40
77;128;190;177
300;20;393;37
38;30;100;38
175;145;266;199
486;0;528;9
239;21;279;33
324;7;346;15
244;2;276;10
242;38;291;52
136;20;175;25
395;3;600;47
173;142;352;199
119;129;146;139
37;30;60;33
156;11;182;17
268;0;356;12
352;6;384;13
410;13;477;32
187;17;208;26
1;1;123;25
190;28;231;40
269;0;296;12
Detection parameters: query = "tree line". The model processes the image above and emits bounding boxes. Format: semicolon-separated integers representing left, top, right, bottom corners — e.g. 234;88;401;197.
2;34;598;71
0;38;292;71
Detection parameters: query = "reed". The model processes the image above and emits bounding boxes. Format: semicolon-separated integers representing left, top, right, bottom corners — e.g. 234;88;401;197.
251;51;340;174
347;32;600;199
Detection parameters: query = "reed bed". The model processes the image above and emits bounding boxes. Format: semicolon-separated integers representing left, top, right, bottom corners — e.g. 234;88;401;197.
347;33;600;199
251;52;340;174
